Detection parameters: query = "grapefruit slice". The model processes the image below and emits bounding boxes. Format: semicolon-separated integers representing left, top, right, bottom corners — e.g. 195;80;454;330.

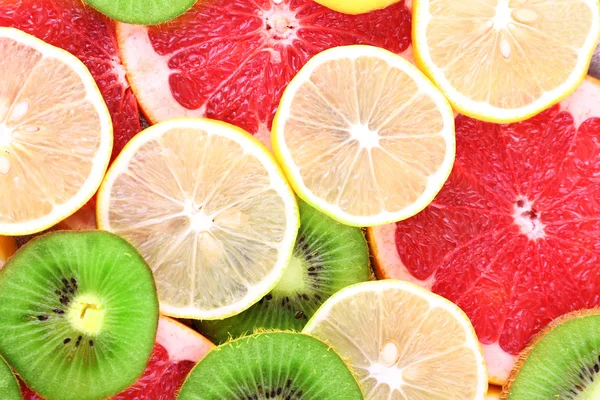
0;0;141;162
412;0;600;123
116;0;412;147
368;75;600;385
303;280;488;399
21;316;214;400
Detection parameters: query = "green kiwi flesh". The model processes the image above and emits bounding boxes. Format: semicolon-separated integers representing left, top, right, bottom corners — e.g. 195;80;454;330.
0;355;21;399
177;332;363;399
503;309;600;399
0;231;159;400
195;199;370;344
83;0;197;25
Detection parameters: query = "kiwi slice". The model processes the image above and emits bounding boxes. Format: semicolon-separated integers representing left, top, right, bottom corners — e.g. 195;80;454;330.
178;332;362;399
0;355;21;399
0;231;159;400
195;199;370;343
502;309;600;399
83;0;197;25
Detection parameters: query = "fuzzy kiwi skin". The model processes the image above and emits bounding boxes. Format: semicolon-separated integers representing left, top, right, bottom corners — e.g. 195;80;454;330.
0;355;21;399
194;199;370;344
177;331;363;400
502;308;600;399
0;231;159;400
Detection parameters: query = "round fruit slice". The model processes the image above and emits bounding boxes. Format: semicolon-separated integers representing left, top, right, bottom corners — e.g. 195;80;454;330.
412;0;600;123
272;44;455;227
194;198;370;343
116;0;413;147
97;118;299;320
0;27;112;236
313;0;401;14
0;236;17;269
20;316;215;399
502;309;600;399
0;356;21;400
368;76;600;385
0;231;159;400
84;0;197;25
303;280;488;399
178;332;363;399
0;0;141;163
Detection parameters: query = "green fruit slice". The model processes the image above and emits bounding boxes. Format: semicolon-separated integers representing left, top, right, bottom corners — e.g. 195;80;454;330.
83;0;197;25
503;309;600;399
0;356;21;400
0;231;159;400
195;199;370;343
178;332;363;399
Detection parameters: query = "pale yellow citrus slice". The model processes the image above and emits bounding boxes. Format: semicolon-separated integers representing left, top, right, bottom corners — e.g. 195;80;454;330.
0;236;17;269
413;0;600;123
303;280;488;399
272;45;455;227
0;27;112;235
97;118;299;320
312;0;401;14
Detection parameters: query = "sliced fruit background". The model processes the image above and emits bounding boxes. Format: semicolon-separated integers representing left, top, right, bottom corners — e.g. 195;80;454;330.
368;75;600;385
116;0;413;147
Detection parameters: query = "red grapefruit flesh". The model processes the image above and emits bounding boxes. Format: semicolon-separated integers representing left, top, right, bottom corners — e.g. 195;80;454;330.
21;316;214;399
116;0;412;147
368;76;600;385
0;0;141;163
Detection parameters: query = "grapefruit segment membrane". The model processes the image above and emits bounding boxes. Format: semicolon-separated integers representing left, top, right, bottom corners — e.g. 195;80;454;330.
116;0;412;147
368;76;600;385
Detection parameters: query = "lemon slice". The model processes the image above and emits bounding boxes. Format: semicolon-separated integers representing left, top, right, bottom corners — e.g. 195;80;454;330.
413;0;600;123
0;236;17;269
313;0;401;14
0;27;112;235
303;280;488;399
97;118;299;320
272;45;455;227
